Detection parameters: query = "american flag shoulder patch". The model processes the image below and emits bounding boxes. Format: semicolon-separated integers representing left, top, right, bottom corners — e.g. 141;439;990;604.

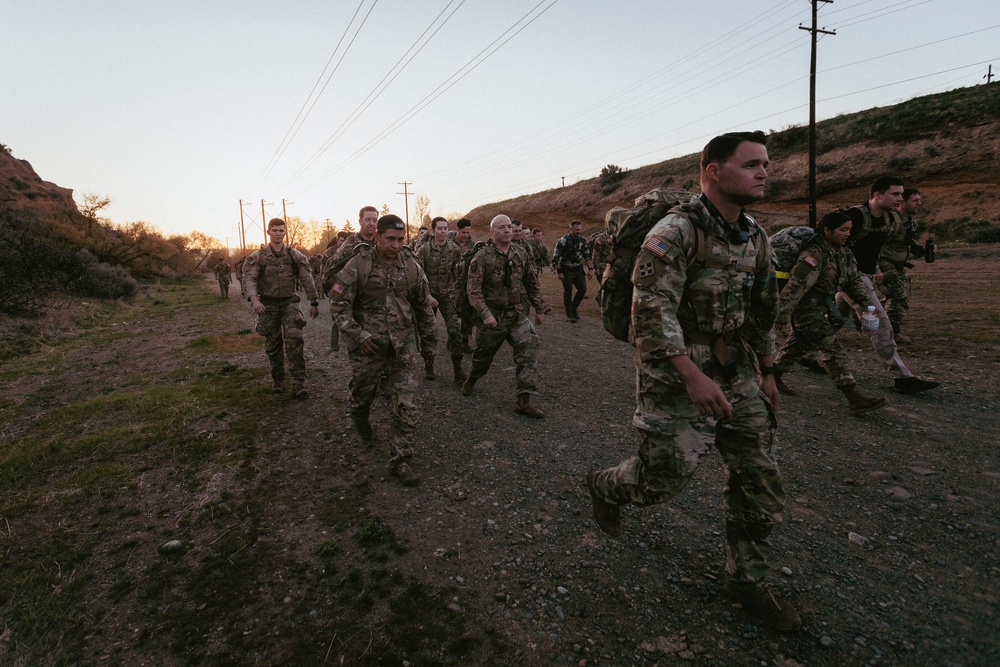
644;235;672;257
332;281;346;294
803;256;818;268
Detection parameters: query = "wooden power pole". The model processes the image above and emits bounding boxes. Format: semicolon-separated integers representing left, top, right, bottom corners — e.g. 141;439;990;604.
799;0;835;229
397;181;413;243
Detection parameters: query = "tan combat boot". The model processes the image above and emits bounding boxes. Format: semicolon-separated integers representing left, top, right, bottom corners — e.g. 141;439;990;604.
452;356;468;384
393;462;420;487
839;384;886;416
461;375;478;396
424;355;436;380
724;579;802;633
585;471;622;537
515;393;544;418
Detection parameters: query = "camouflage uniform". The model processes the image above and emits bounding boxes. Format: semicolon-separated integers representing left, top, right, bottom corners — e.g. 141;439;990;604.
214;260;232;298
466;242;545;396
242;245;318;387
328;246;437;465
551;232;591;318
774;236;870;388
457;241;483;351
322;231;377;350
590;231;611;282
415;238;464;362
841;205;913;379
309;254;324;299
590;194;784;587
876;213;924;335
234;257;246;296
528;239;549;276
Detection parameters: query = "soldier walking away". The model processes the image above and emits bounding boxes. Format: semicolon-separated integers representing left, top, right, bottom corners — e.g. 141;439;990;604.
773;211;886;415
415;217;466;383
213;257;232;298
840;177;938;394
322;205;379;352
878;187;926;342
551;220;594;321
587;131;802;633
328;215;437;486
463;214;546;418
242;218;319;399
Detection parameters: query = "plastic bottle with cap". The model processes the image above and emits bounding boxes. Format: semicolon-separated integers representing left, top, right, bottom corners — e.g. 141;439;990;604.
861;305;879;335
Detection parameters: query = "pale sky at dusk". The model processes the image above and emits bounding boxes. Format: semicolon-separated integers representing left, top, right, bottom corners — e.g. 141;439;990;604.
4;0;997;248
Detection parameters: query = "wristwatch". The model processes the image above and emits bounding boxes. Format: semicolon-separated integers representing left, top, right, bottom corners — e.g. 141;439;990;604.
759;365;777;375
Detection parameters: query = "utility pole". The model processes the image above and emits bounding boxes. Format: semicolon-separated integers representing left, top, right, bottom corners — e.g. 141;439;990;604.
260;199;273;245
799;0;835;229
985;64;995;84
238;199;252;254
282;198;294;221
561;176;565;188
397;181;413;242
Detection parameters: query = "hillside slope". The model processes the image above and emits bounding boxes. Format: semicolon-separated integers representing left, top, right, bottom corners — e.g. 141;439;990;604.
466;84;1000;237
0;145;78;214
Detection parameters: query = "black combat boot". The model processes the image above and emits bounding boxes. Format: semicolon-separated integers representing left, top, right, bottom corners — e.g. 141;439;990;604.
461;375;478;396
424;354;436;380
352;409;373;440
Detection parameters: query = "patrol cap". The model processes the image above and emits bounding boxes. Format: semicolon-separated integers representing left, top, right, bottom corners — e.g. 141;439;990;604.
377;214;406;233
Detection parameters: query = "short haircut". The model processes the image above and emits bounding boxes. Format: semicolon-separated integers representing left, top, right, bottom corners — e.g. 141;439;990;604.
337;230;349;239
532;228;541;235
359;205;378;219
511;219;522;227
431;216;448;230
456;218;471;229
267;217;286;229
870;176;904;196
376;214;406;234
701;131;768;170
902;188;922;201
570;220;582;227
819;210;852;232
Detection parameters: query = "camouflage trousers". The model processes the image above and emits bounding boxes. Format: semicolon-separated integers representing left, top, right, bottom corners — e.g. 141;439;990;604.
255;297;308;386
348;338;419;465
876;260;910;335
836;275;912;379
775;308;855;388
590;371;784;585
218;276;230;298
458;289;475;348
469;307;539;395
429;291;464;361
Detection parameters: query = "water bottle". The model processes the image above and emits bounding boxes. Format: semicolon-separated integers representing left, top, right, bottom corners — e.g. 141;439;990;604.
861;305;879;334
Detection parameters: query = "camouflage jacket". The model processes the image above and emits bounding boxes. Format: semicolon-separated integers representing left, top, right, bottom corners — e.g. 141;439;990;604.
322;232;377;295
845;204;902;275
467;242;544;320
414;238;462;298
328;246;436;354
879;214;924;264
214;261;231;280
776;238;868;324
631;194;777;368
551;234;591;271
527;239;549;268
243;245;317;302
590;231;611;275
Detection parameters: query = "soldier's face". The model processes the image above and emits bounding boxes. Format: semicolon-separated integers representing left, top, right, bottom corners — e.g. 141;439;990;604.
455;227;470;243
874;185;904;212
533;231;543;242
824;221;852;247
491;220;513;244
377;229;406;259
360;211;379;237
268;224;286;245
899;193;922;216
569;223;582;237
433;221;449;243
711;141;769;205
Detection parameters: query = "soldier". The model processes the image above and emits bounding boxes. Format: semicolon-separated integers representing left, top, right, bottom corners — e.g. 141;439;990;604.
452;218;475;254
242;218;319;399
322;206;379;351
590;229;611;284
328;215;437;486
773;211;886;414
414;216;466;383
551;220;594;322
587;131;801;632
528;228;549;276
840;177;938;394
463;214;546;418
234;256;246;297
309;254;324;299
213;257;232;298
878;188;926;341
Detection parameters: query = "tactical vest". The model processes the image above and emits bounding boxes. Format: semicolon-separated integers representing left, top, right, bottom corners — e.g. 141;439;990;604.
256;247;301;299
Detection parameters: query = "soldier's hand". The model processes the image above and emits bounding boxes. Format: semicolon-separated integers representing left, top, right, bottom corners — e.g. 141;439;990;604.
251;298;267;315
535;312;545;327
685;371;732;419
483;314;498;329
759;374;780;411
428;295;439;309
309;304;319;319
359;336;381;356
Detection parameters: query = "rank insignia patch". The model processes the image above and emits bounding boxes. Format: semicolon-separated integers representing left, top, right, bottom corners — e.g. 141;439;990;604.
644;236;672;257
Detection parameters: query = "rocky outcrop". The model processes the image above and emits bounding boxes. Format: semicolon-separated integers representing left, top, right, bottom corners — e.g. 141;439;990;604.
0;145;78;213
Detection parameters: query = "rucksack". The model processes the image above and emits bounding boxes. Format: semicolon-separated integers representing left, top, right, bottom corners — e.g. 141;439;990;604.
599;188;706;343
768;226;819;281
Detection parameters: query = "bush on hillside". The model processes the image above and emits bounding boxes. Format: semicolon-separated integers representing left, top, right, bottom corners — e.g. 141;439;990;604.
966;225;1000;244
69;250;138;298
598;164;628;195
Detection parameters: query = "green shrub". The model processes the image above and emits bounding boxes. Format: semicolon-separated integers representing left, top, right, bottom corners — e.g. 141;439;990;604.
887;156;915;171
69;250;137;299
967;225;1000;244
598;164;628;195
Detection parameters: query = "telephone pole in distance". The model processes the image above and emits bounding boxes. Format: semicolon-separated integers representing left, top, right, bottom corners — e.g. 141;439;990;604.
800;0;835;229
